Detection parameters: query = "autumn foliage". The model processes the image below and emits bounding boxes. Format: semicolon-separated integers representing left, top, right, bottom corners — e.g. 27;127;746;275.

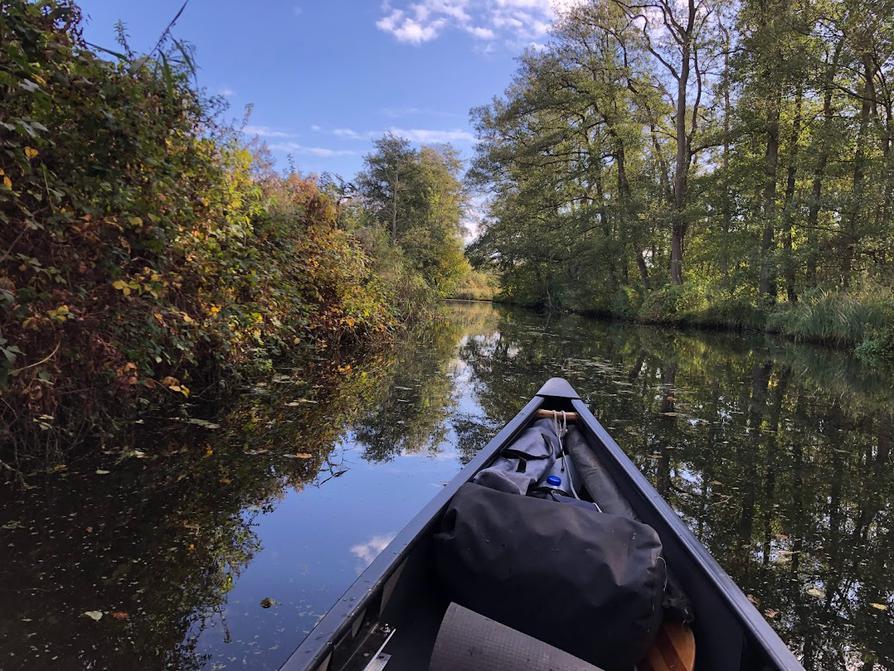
0;1;400;464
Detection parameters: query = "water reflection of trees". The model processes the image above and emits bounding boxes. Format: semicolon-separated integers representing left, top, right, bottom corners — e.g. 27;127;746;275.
3;304;892;669
0;313;473;670
459;309;894;670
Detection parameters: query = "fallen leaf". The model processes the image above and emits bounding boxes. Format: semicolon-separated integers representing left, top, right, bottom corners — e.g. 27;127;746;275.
83;611;103;621
806;587;825;599
764;609;779;619
95;469;110;475
111;611;129;620
870;602;887;611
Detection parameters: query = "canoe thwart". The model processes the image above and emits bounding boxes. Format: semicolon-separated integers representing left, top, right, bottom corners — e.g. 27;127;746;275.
535;409;580;422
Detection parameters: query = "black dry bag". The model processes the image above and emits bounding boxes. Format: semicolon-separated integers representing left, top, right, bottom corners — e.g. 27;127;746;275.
433;482;665;670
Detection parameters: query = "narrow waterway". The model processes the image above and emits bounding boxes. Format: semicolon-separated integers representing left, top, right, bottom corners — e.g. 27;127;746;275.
1;301;892;670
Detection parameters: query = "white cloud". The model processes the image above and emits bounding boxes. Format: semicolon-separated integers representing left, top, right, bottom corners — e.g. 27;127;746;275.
389;127;474;142
376;0;580;46
465;24;495;39
376;5;447;44
333;128;369;140
269;142;356;157
382;106;459;118
218;87;236;97
243;125;298;139
315;125;474;144
350;533;396;567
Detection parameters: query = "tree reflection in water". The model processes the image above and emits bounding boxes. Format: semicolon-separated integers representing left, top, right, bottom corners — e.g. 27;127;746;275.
459;308;894;670
1;302;892;670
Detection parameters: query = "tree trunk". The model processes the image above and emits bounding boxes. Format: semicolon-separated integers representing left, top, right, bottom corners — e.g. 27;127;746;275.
759;85;781;298
805;38;845;287
841;54;876;287
780;82;803;302
670;38;691;285
720;26;732;284
615;140;650;291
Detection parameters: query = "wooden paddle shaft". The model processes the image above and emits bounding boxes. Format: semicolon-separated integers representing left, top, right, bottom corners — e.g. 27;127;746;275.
535;409;579;422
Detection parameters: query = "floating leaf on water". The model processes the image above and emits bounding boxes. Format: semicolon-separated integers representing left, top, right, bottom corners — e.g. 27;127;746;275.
1;521;23;530
111;611;129;620
284;453;313;459
869;602;887;611
95;469;110;475
661;412;683;417
260;597;276;608
806;587;825;599
83;611;103;621
764;609;779;619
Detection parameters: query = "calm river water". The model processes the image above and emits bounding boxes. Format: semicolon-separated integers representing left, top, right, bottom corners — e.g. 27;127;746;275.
1;301;892;670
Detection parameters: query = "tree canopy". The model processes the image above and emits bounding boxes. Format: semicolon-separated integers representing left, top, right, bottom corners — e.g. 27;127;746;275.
469;0;894;346
357;135;470;296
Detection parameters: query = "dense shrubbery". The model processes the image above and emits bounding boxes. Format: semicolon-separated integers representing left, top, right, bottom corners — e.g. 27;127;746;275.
0;1;448;465
448;268;498;301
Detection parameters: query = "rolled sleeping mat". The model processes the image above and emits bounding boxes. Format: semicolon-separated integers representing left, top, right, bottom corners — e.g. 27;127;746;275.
565;426;635;518
429;602;604;671
565;427;696;623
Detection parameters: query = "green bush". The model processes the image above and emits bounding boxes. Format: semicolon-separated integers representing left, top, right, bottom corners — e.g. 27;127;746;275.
768;286;894;356
685;296;767;331
638;285;690;323
0;1;403;464
449;267;499;301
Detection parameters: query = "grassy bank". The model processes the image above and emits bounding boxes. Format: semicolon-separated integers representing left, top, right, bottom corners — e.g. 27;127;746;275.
494;283;894;362
0;1;440;468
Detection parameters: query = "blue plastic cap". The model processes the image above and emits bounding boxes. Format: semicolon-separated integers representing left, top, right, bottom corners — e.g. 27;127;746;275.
546;475;562;487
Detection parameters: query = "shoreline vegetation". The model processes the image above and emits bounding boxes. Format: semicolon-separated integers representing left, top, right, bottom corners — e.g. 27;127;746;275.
0;1;469;471
457;286;894;362
4;0;893;473
465;1;894;363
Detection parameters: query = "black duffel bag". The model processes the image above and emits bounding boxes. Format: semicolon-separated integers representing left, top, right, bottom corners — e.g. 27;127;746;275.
433;482;665;670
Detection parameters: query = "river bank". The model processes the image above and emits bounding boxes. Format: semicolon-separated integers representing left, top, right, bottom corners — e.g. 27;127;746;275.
484;282;894;364
1;302;890;670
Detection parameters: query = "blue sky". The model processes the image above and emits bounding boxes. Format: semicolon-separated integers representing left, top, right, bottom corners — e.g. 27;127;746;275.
77;0;574;179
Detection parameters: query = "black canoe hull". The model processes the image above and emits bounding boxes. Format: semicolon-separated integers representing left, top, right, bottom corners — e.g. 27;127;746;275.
281;378;803;671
